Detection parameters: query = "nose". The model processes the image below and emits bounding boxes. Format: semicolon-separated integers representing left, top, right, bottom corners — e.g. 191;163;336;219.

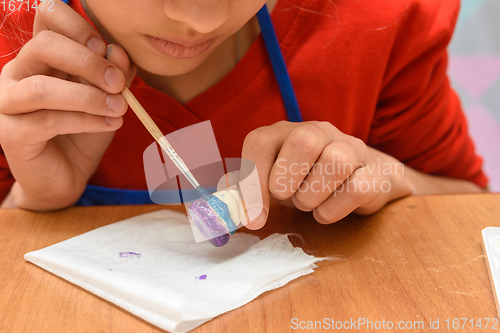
163;0;229;34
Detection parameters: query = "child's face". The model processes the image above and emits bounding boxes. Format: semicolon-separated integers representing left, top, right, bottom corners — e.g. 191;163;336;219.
85;0;268;76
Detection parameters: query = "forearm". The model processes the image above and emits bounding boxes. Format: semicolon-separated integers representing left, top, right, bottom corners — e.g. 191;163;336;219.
405;166;486;195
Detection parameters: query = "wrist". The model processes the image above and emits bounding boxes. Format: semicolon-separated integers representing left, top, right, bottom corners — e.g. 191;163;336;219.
390;163;415;199
402;166;484;195
367;148;413;202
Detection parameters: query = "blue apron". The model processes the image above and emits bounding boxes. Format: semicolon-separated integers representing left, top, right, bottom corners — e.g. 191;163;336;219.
71;4;303;206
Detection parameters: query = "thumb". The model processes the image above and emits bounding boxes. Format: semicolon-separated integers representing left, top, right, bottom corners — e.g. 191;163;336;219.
105;44;137;87
216;167;266;230
237;157;267;230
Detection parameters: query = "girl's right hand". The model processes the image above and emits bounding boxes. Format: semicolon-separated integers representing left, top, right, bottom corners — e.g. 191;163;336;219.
0;1;136;210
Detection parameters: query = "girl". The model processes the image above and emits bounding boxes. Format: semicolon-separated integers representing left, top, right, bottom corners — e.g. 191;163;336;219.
0;0;488;229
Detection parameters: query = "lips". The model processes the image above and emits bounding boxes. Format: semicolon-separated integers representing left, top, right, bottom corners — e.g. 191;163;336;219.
147;35;215;58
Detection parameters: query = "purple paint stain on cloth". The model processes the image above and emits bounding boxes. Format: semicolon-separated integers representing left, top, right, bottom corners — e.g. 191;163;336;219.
119;252;141;259
196;275;207;280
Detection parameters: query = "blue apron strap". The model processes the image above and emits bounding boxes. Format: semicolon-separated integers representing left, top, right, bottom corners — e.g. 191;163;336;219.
76;4;302;206
76;185;155;206
256;4;303;122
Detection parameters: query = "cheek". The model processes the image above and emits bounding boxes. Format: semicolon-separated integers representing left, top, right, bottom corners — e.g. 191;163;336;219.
86;0;159;36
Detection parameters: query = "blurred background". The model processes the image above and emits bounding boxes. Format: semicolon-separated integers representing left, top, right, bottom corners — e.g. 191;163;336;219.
448;0;500;191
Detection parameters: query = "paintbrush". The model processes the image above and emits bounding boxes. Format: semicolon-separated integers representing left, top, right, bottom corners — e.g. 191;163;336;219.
121;86;237;246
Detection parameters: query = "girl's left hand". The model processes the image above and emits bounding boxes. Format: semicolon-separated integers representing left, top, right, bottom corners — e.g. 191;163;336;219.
241;121;414;229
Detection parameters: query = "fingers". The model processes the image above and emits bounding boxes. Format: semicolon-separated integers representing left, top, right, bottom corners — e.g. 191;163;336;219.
105;44;138;87
241;123;289;229
33;0;106;56
242;120;376;228
292;137;367;211
241;121;341;229
0;109;123;147
238;157;265;229
5;30;125;94
0;75;127;116
312;170;378;224
268;123;332;200
0;45;136;117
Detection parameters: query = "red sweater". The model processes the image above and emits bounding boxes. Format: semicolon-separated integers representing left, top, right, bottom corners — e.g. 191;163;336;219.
0;0;488;202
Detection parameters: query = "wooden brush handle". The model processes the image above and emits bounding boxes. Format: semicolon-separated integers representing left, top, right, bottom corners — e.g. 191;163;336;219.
121;86;201;189
121;86;172;150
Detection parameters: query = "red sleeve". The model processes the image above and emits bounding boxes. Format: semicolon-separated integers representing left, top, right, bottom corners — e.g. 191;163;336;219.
368;0;488;188
0;8;36;202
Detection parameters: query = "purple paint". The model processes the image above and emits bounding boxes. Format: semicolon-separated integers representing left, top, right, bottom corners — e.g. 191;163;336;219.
196;275;207;280
119;252;141;259
188;199;229;247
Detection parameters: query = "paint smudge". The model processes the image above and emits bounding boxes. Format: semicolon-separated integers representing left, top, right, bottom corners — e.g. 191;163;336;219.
119;252;141;259
196;274;207;280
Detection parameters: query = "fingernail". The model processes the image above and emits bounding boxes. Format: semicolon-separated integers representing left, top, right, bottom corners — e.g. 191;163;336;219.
313;209;329;225
105;116;121;126
104;67;122;87
245;207;267;229
292;196;313;212
86;36;105;54
106;94;124;112
106;44;113;59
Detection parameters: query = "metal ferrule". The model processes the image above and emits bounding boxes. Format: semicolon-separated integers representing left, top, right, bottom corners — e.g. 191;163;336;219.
165;147;201;189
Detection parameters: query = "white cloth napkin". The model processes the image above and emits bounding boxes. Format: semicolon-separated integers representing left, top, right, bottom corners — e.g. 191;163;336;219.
25;210;321;333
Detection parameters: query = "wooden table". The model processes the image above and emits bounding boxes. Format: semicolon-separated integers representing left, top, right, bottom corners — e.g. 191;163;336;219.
1;193;499;332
